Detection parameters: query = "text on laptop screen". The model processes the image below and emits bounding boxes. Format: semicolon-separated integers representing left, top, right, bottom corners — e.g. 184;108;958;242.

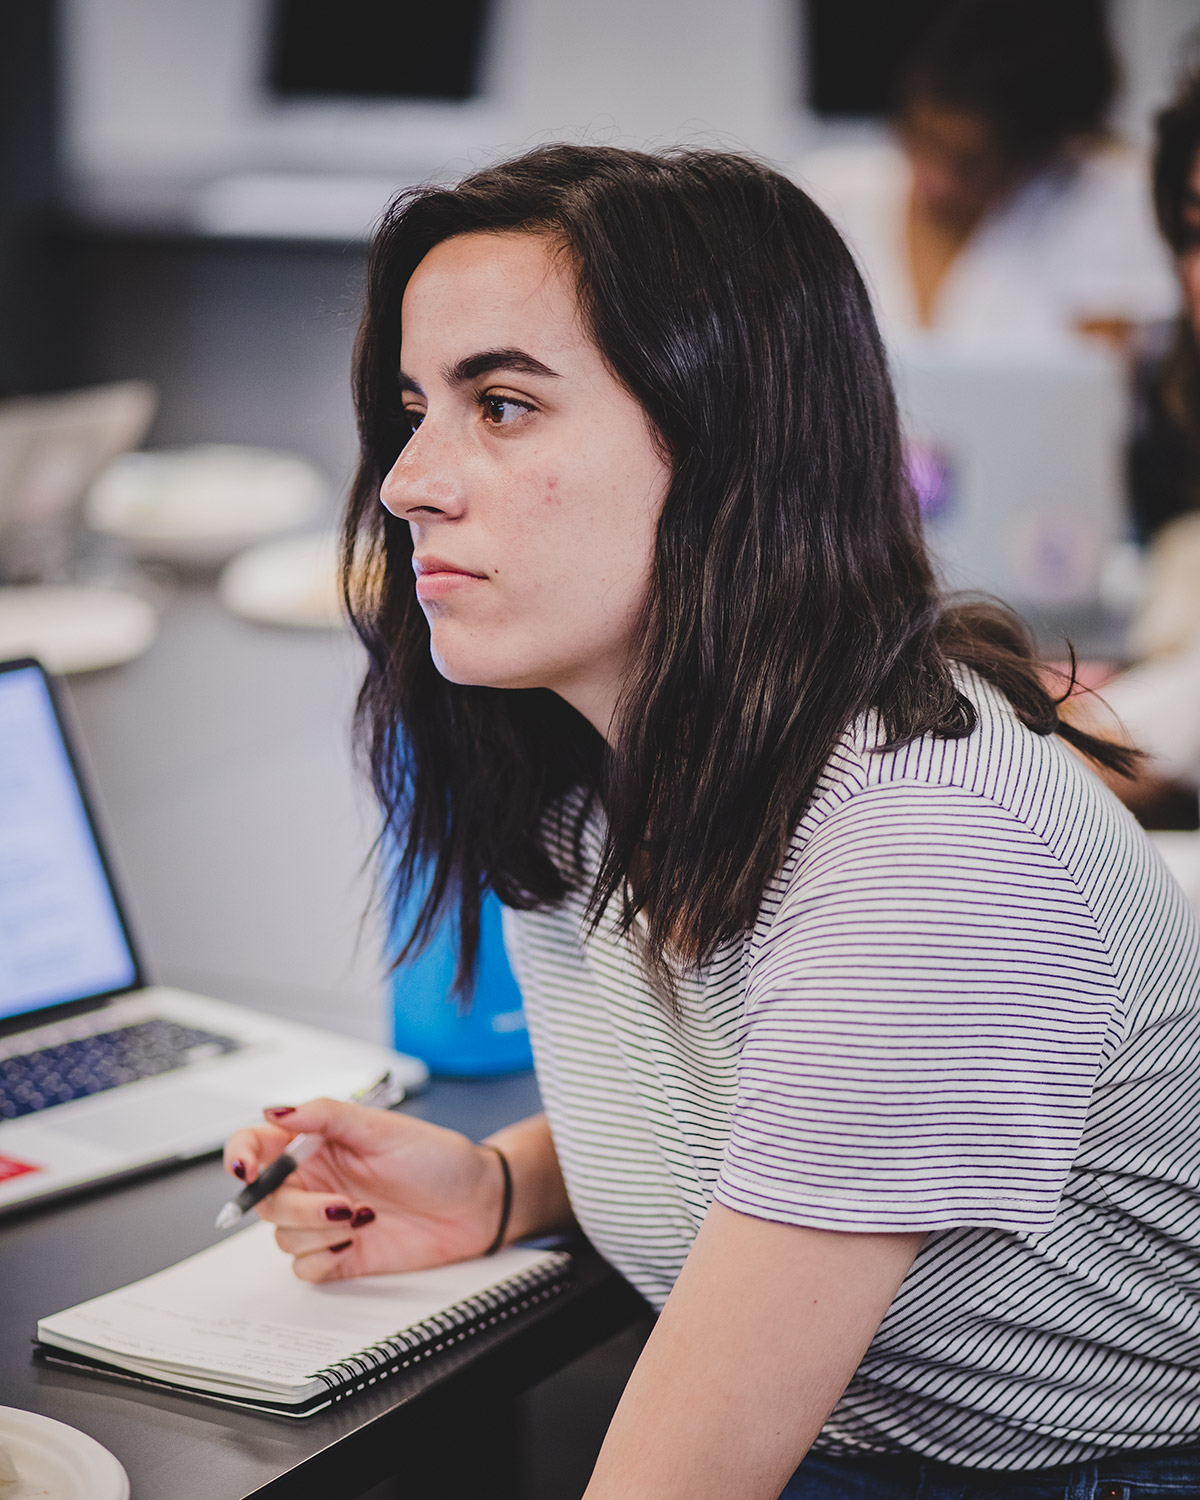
0;665;137;1020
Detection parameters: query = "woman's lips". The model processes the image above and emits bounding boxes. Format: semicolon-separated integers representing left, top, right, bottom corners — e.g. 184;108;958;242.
413;558;487;601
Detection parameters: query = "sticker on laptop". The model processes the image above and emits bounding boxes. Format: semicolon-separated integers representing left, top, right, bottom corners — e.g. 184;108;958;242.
0;1155;43;1183
904;439;954;521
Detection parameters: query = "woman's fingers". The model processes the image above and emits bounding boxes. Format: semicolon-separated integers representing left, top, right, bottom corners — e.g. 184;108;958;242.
256;1096;408;1155
253;1184;360;1229
291;1241;362;1283
281;1214;378;1281
273;1223;359;1256
223;1123;292;1183
222;1095;378;1183
258;1180;377;1266
221;1099;376;1188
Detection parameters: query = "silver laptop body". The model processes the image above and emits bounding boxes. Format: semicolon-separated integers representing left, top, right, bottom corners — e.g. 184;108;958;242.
0;656;426;1216
890;341;1127;612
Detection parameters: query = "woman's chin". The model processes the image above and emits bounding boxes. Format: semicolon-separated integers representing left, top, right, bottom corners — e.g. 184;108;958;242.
429;648;545;693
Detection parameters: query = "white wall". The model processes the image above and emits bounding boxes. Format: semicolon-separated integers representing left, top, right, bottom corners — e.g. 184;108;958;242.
60;0;1200;226
60;0;807;214
1112;0;1200;143
63;0;264;183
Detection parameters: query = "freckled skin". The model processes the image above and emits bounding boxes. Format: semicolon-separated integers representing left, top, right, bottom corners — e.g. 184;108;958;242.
380;232;670;740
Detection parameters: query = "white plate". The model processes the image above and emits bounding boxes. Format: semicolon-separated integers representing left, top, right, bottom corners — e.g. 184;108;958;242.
85;445;327;566
0;586;158;674
0;1407;129;1500
219;530;345;629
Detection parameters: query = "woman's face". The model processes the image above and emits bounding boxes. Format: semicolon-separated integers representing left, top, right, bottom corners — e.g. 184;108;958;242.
381;231;670;740
900;99;1017;233
1178;149;1200;346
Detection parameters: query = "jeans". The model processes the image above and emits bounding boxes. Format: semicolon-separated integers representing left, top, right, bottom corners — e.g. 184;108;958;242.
780;1442;1200;1498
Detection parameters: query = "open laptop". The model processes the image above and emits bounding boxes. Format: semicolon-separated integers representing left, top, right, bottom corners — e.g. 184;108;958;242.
0;656;427;1216
889;341;1128;611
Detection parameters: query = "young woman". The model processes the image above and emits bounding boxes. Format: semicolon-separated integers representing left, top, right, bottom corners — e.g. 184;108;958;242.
799;0;1174;345
225;147;1200;1499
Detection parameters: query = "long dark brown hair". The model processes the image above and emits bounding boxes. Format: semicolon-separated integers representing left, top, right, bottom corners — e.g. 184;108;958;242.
342;145;1133;993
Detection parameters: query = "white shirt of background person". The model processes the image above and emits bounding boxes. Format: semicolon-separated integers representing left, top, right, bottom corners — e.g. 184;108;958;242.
797;139;1178;348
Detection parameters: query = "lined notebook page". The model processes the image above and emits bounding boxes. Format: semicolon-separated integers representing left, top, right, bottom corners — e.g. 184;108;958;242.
38;1223;565;1396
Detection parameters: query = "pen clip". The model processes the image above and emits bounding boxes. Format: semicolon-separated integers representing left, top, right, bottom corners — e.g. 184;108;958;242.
351;1071;406;1110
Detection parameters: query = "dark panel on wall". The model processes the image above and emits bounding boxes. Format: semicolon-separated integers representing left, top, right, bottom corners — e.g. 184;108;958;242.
268;0;491;101
0;0;60;393
805;0;953;117
54;231;367;489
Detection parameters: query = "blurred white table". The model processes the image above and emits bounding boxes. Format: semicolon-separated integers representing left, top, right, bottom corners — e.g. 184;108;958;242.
60;575;390;1044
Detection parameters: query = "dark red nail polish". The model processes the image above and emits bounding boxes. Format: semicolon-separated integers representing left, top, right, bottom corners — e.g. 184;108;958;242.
330;1239;352;1253
351;1207;376;1228
232;1160;247;1180
264;1105;295;1118
324;1204;353;1222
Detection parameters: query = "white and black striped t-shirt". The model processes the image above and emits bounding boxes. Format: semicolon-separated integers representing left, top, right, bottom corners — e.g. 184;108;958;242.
503;673;1200;1470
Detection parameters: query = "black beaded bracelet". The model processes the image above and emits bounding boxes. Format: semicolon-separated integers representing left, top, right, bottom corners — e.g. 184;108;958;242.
482;1143;513;1256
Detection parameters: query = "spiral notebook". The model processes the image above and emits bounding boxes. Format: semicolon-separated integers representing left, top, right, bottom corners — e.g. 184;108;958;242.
34;1223;571;1417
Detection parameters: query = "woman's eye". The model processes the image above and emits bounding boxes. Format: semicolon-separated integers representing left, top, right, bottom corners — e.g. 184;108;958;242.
402;408;425;435
481;396;531;426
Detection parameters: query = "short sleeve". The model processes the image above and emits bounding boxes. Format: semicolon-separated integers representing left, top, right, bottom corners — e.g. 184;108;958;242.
715;783;1124;1233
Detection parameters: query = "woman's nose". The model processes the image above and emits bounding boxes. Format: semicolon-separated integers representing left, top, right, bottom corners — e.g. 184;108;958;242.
380;427;466;520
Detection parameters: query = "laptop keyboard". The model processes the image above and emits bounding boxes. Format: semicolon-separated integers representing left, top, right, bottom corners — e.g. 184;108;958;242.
0;1019;242;1120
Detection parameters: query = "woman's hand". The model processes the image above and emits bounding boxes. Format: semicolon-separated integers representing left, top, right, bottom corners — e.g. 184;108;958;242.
223;1099;522;1283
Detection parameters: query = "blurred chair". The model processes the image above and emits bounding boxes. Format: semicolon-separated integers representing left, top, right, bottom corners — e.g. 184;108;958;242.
0;381;157;581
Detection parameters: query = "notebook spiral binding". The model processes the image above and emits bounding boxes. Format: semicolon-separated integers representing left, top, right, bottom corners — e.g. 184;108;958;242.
313;1250;573;1398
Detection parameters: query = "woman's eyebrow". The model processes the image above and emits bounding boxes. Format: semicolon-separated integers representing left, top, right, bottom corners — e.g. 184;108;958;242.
396;349;562;396
445;348;563;384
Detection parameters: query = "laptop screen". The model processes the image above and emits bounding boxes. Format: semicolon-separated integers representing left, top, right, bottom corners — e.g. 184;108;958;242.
0;662;138;1021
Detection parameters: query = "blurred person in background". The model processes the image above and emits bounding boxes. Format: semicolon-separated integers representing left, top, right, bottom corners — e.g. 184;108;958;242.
1084;66;1200;825
1129;65;1200;543
799;0;1176;346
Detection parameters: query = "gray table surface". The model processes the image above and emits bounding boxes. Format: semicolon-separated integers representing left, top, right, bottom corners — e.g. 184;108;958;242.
60;572;393;1040
0;578;646;1498
0;1072;654;1500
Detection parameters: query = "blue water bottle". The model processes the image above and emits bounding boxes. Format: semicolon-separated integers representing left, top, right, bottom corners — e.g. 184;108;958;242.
389;876;533;1076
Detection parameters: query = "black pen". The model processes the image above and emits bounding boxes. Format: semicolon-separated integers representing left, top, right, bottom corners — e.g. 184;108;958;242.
214;1072;404;1231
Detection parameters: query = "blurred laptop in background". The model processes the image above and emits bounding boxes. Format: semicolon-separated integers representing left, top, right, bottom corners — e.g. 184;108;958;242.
891;343;1128;618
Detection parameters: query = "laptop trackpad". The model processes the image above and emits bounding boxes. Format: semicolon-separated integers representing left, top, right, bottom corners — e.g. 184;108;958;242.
51;1084;254;1156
